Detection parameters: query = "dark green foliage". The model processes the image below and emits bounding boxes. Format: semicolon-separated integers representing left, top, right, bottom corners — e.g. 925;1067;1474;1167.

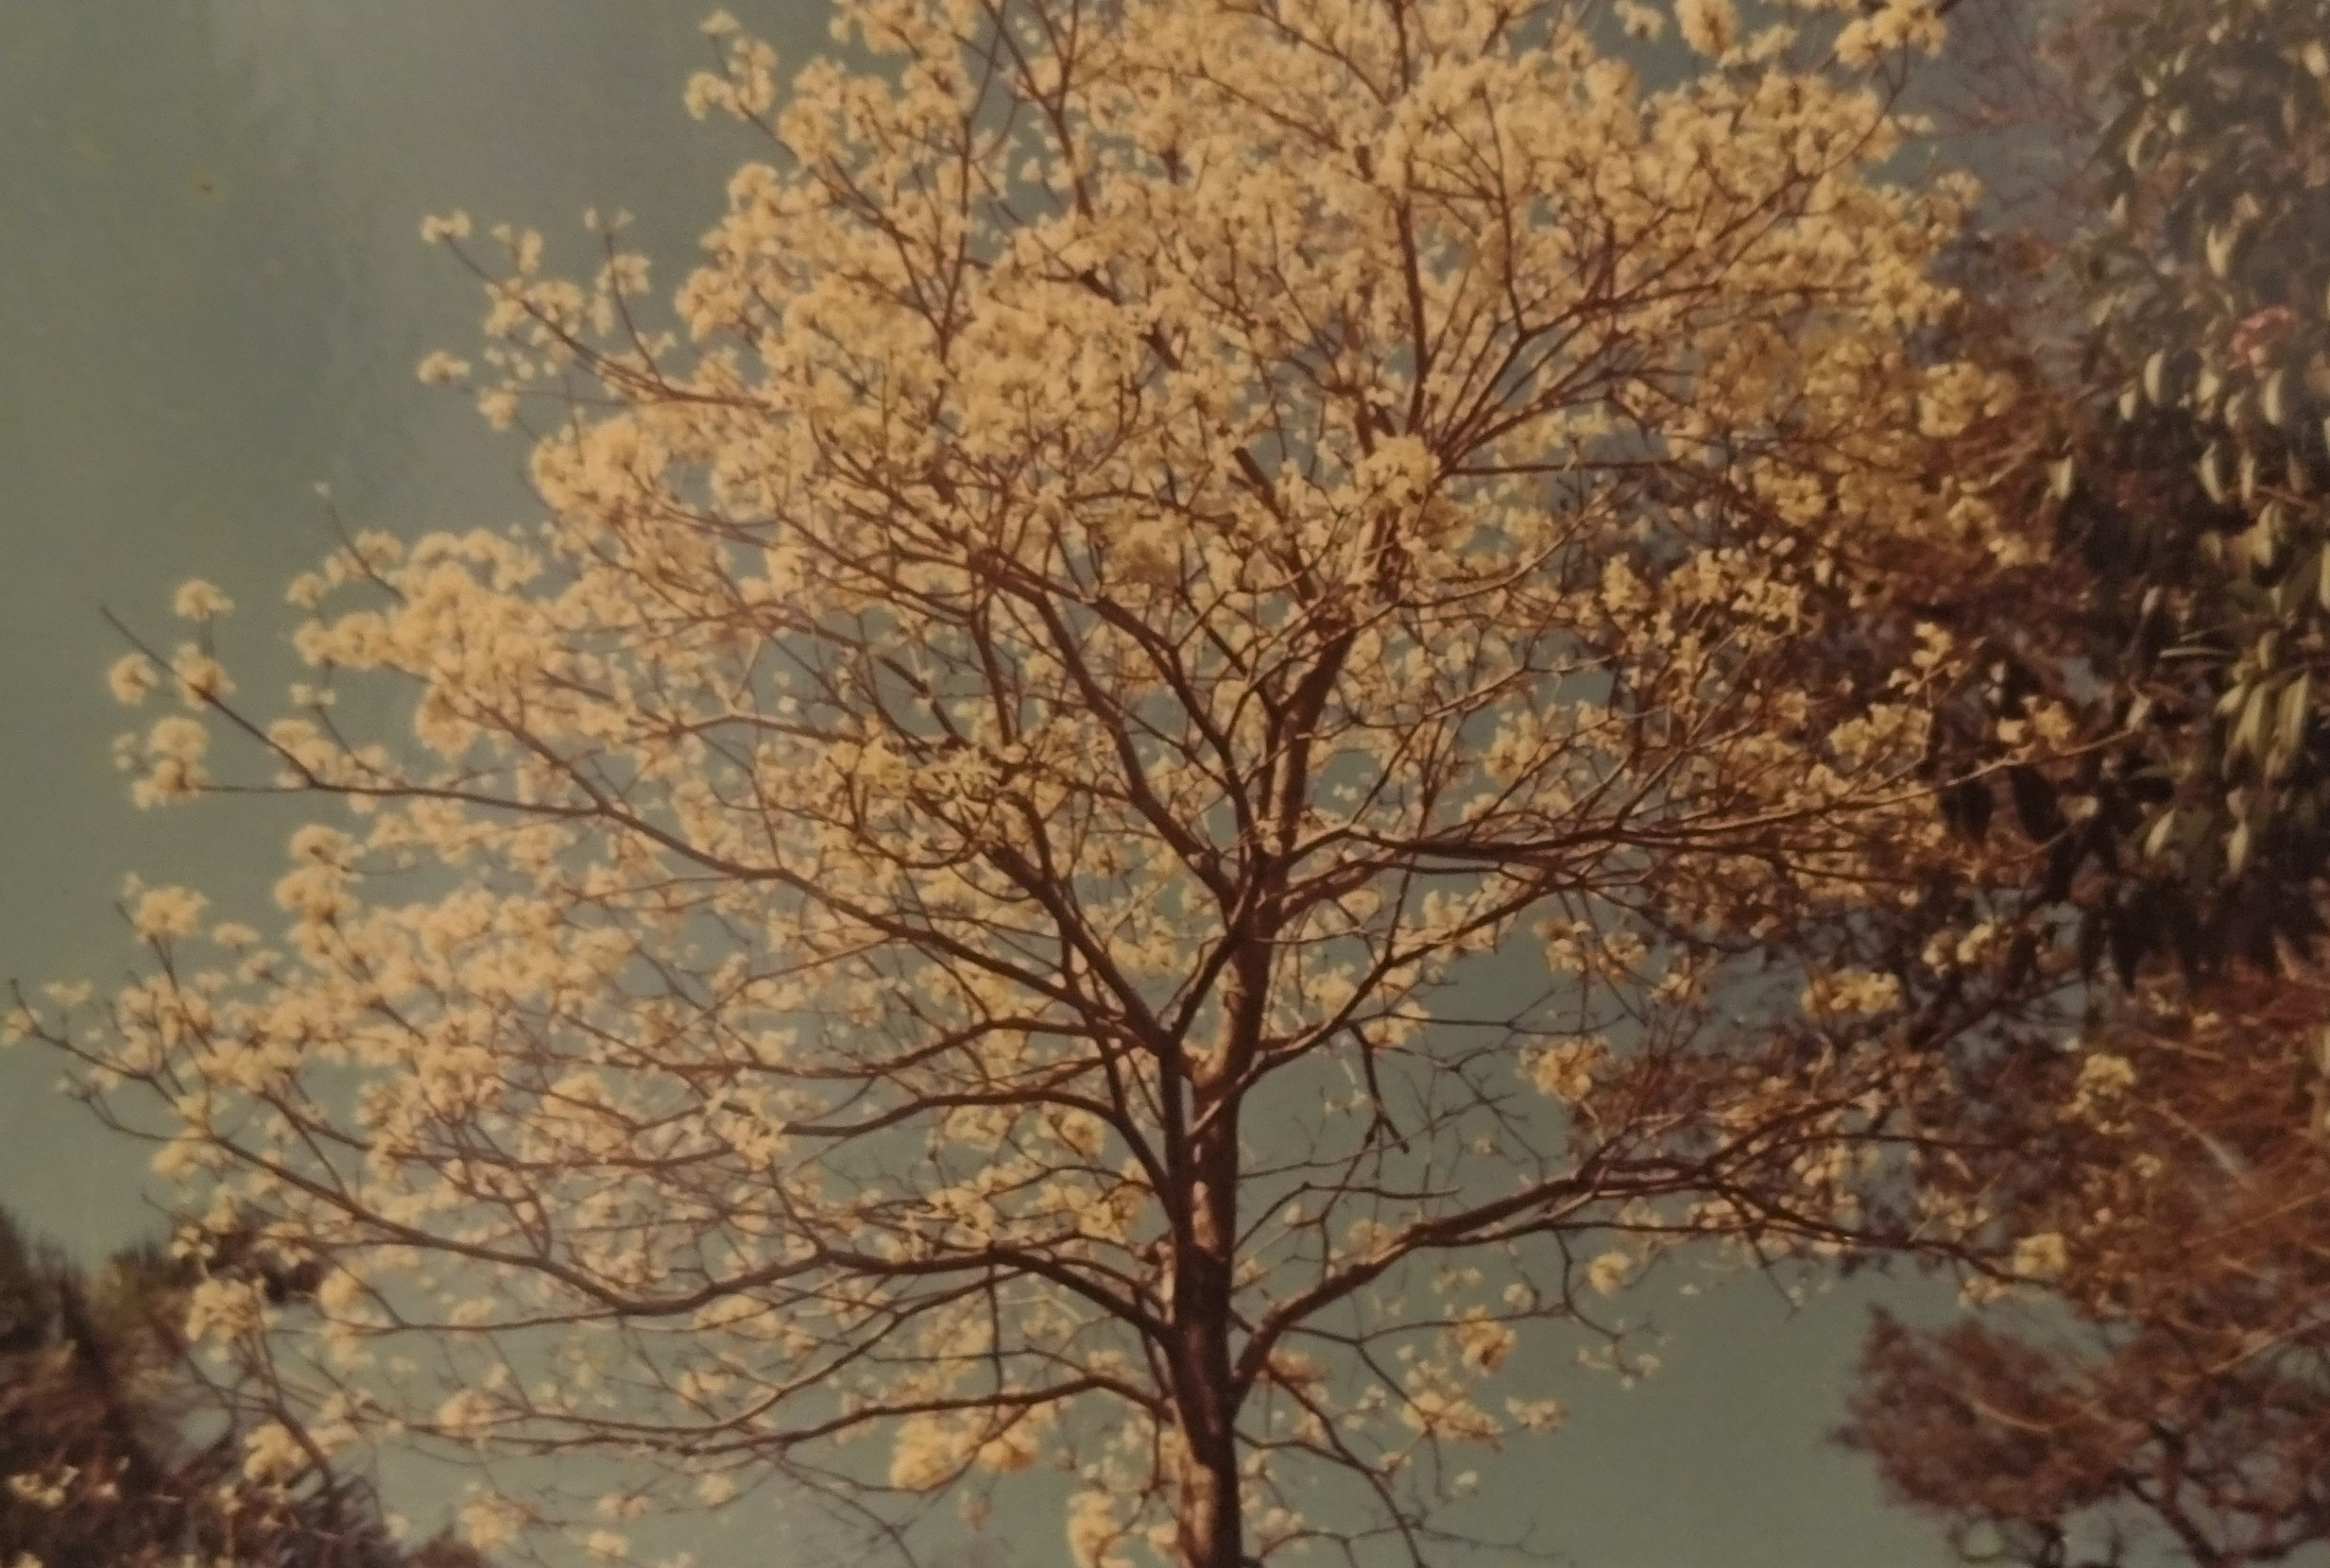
2026;0;2330;978
0;1208;486;1568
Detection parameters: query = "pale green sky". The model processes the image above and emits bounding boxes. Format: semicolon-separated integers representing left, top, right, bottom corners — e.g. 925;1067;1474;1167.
0;6;1972;1566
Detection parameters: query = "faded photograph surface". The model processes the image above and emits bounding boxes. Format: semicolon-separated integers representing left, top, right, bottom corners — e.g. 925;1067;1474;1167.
6;5;2324;1568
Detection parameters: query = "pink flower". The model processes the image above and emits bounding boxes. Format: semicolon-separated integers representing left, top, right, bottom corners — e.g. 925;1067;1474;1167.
2230;305;2297;366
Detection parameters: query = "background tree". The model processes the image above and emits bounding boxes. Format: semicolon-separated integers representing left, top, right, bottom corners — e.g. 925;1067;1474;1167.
1927;0;2330;983
11;1;2048;1564
1842;969;2330;1568
1831;8;2330;1563
0;1205;489;1568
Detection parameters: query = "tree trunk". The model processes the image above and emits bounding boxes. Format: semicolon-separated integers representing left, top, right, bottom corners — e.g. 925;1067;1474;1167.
1169;1253;1243;1568
1171;1067;1244;1568
1171;1414;1242;1568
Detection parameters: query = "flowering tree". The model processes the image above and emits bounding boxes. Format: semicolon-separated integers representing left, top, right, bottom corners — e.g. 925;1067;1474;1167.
16;0;2048;1563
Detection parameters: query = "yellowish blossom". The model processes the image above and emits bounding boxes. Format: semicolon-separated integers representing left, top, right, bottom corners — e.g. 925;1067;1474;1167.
107;654;158;706
172;579;233;621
